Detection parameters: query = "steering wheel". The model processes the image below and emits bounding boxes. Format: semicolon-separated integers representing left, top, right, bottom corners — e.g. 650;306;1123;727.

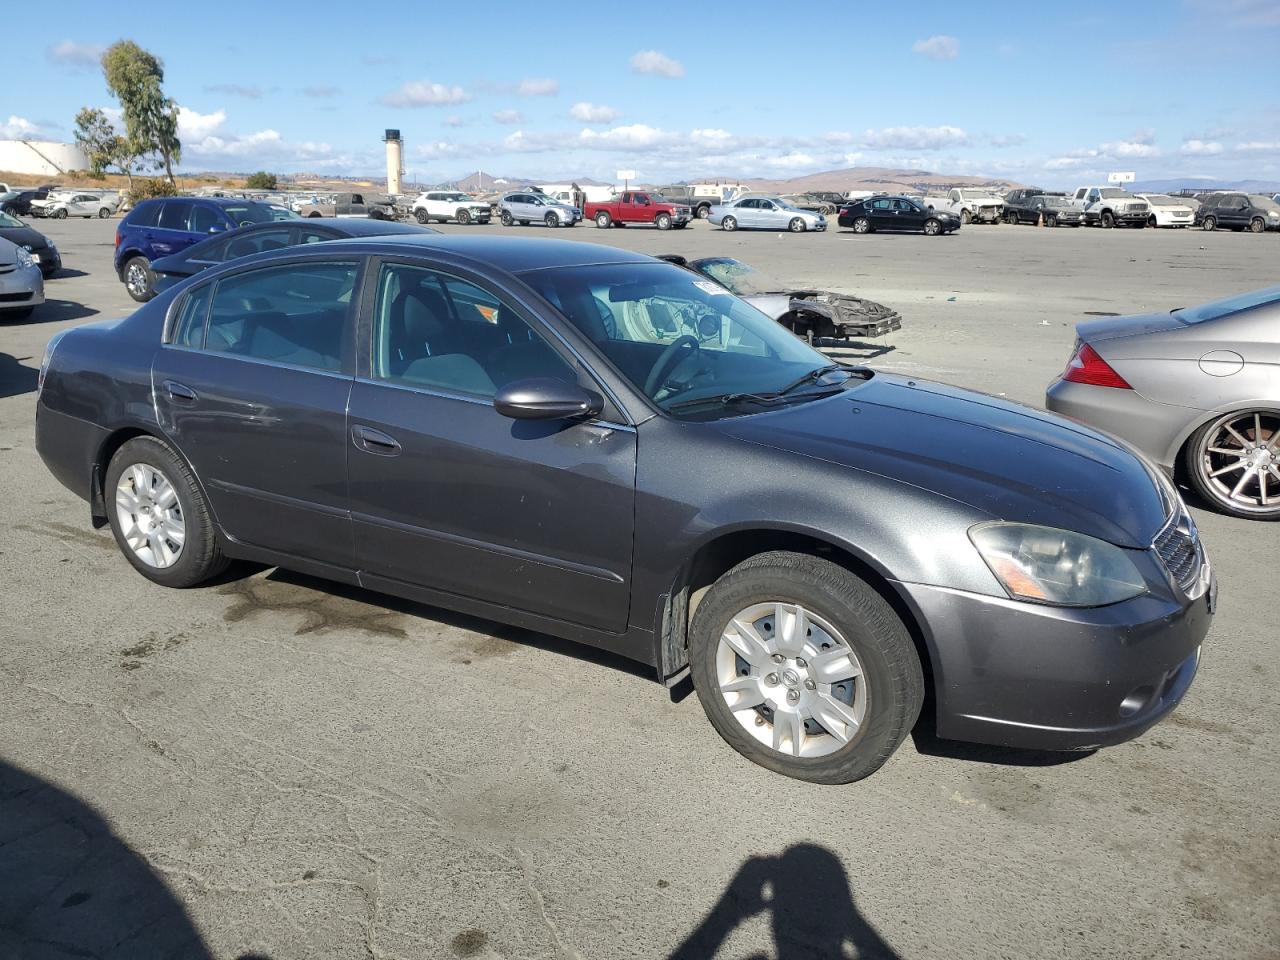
644;335;700;397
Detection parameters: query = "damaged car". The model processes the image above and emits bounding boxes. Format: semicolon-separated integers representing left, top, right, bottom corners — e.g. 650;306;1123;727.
660;255;901;345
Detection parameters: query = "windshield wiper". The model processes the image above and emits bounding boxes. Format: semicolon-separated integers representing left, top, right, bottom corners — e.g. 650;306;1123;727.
665;367;851;414
773;364;848;397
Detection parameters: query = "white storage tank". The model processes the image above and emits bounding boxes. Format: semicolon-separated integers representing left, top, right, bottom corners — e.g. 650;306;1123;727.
0;140;89;176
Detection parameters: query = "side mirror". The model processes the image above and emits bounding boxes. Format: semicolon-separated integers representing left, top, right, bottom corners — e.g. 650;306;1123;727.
494;378;603;421
208;224;226;234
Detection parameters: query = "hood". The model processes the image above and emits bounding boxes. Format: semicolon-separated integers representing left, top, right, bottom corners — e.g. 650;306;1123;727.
716;374;1168;547
0;225;51;251
1077;311;1187;343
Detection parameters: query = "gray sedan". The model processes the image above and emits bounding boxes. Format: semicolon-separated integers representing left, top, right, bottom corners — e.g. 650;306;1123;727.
0;236;44;320
708;195;827;232
1046;285;1280;520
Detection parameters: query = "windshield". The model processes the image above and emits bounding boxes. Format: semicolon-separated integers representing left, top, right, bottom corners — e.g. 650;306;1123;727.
0;192;17;201
1143;195;1176;206
1099;188;1129;199
441;193;469;201
1249;195;1280;212
958;189;991;199
1174;285;1280;325
521;262;836;415
1041;196;1071;207
223;203;274;226
697;259;788;295
0;210;23;227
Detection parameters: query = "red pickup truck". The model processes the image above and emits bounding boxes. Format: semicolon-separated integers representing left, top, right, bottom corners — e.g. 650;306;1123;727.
584;191;692;230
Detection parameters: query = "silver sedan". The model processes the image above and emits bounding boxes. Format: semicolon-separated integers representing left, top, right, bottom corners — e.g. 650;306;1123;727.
708;195;827;233
1046;285;1280;520
0;237;45;321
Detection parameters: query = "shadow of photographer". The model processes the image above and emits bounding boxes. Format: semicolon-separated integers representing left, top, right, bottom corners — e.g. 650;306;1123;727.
669;842;900;960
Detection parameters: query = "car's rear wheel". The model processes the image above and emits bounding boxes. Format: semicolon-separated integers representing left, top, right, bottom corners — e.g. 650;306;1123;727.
689;551;923;783
656;213;672;230
852;217;871;234
123;256;155;302
1250;217;1265;234
414;209;430;224
788;217;805;233
696;205;711;219
106;437;230;586
923;218;942;236
722;215;738;232
1202;215;1216;231
545;212;560;228
1185;410;1280;520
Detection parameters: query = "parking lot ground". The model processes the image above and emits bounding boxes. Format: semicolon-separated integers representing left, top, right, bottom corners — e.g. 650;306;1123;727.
2;218;1278;959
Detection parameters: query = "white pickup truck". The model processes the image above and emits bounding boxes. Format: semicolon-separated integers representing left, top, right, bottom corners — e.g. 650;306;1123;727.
924;187;1005;224
1070;186;1150;228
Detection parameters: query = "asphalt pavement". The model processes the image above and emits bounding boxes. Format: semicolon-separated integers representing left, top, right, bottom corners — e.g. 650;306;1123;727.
1;215;1277;959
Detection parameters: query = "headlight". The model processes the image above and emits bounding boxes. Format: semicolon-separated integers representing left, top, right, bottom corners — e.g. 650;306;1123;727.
15;246;34;269
969;522;1147;607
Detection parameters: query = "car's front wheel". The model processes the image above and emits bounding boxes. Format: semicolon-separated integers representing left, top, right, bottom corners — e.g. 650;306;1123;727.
923;218;942;236
123;256;155;302
689;552;924;783
545;212;560;228
788;217;806;233
54;208;68;219
500;210;513;226
415;208;431;224
655;212;672;230
106;436;230;586
1185;410;1280;520
1250;217;1265;234
1202;216;1216;231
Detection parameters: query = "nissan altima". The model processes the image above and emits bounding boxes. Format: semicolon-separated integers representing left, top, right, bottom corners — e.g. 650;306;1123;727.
35;236;1214;783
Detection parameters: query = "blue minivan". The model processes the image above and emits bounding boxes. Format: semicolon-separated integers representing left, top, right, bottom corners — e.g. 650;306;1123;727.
114;197;276;302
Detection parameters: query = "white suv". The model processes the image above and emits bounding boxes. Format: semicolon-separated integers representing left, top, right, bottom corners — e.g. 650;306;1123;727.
411;191;492;225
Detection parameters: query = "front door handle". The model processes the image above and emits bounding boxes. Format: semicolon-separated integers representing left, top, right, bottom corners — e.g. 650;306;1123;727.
352;425;401;457
164;380;197;404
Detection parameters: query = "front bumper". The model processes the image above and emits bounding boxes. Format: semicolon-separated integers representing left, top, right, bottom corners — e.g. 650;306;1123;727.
899;573;1213;751
973;208;1002;223
0;263;45;310
31;247;61;276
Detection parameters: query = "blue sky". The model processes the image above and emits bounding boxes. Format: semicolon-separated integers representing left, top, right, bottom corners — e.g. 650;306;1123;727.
6;0;1280;186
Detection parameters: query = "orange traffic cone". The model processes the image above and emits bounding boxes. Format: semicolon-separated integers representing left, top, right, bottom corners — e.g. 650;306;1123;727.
1037;211;1044;227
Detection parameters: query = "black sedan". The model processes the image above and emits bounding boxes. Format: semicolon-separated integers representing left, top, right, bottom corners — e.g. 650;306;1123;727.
35;236;1212;783
150;217;436;294
0;209;61;277
837;196;961;235
0;188;50;217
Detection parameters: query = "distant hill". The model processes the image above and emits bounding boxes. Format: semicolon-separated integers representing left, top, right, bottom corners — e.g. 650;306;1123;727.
706;166;1023;195
1133;177;1280;194
447;171;613;191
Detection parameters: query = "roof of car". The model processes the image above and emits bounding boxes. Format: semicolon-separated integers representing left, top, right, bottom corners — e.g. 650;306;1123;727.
322;234;655;274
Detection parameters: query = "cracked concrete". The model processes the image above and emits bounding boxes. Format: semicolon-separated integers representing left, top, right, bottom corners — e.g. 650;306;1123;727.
2;218;1278;958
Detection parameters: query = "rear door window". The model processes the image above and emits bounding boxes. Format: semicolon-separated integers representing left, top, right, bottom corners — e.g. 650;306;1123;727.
205;260;359;371
127;201;161;227
157;201;193;231
171;282;214;348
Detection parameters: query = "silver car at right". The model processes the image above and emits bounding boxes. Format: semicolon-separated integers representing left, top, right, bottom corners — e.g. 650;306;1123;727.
1046;285;1280;520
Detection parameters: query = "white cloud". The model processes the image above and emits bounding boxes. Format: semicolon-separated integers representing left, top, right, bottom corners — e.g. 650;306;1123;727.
1;116;40;138
177;107;228;140
380;81;471;108
570;102;620;123
912;35;959;60
1181;139;1223;156
1234;141;1280;152
990;133;1027;148
46;40;105;68
861;125;969;150
579;123;674;150
517;78;559;97
1101;138;1161;158
492;109;523;125
630;50;685;77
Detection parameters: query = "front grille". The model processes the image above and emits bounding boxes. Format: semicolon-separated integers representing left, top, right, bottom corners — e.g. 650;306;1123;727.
1153;511;1202;593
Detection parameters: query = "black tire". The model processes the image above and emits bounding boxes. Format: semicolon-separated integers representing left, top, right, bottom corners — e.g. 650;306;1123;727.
54;208;68;219
689;551;924;784
368;209;384;221
721;215;738;232
656;213;672;230
788;217;805;233
105;436;230;587
852;217;871;234
595;211;612;228
123;255;155;303
414;208;431;224
696;204;711;219
98;208;111;219
1004;211;1019;225
1250;217;1265;234
923;218;942;236
1101;210;1115;229
545;212;560;228
307;212;322;218
500;210;514;226
1202;216;1216;232
1183;411;1280;520
1148;215;1158;228
959;209;972;225
673;222;688;229
457;208;472;225
519;219;529;226
1045;214;1058;228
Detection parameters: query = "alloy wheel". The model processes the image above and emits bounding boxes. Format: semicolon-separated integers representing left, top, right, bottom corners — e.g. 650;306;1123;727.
1196;411;1280;514
125;261;149;298
716;602;867;759
115;463;186;568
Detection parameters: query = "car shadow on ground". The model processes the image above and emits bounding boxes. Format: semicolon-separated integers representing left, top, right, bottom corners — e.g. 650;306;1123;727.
909;714;1093;768
33;299;99;325
0;353;38;399
49;268;91;279
667;843;900;959
0;758;271;959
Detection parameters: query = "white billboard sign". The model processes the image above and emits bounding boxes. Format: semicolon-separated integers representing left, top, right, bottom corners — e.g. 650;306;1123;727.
1107;171;1136;184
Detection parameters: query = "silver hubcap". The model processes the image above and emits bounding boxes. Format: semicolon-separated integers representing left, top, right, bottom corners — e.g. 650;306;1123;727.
115;463;185;568
126;263;148;296
717;602;867;759
1199;412;1280;512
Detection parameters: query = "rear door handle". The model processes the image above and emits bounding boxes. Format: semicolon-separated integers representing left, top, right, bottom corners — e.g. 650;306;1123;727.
352;425;401;457
164;380;197;404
